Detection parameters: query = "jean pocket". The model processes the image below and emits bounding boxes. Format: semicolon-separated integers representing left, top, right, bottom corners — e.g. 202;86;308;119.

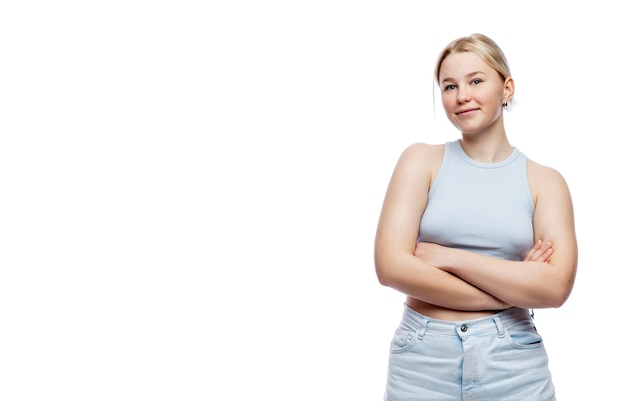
389;324;419;353
505;319;545;349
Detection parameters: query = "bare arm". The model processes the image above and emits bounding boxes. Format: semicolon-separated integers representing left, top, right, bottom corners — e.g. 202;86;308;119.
374;143;509;311
414;163;578;309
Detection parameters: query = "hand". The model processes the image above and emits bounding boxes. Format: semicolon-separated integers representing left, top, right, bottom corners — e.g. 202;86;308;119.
523;240;553;262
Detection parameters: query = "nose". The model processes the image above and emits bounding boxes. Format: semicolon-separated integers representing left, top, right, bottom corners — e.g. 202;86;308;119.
456;86;471;103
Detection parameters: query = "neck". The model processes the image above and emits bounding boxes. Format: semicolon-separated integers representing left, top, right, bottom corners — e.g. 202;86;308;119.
459;132;513;163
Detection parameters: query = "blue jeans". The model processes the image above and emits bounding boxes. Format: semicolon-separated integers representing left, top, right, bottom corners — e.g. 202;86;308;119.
384;304;556;401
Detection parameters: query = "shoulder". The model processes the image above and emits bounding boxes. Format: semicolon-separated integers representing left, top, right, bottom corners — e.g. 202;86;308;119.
387;142;445;196
526;159;568;185
526;159;572;202
396;142;445;168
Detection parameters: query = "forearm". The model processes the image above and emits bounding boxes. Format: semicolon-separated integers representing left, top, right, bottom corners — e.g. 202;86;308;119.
376;253;510;311
440;248;572;308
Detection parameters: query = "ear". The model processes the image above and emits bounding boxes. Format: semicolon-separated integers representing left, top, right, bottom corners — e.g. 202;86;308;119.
503;77;514;103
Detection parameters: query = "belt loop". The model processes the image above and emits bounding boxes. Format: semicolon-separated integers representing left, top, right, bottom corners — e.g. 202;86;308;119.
417;319;429;340
493;315;505;338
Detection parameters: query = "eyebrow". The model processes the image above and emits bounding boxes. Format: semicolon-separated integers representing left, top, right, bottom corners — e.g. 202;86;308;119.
440;70;486;84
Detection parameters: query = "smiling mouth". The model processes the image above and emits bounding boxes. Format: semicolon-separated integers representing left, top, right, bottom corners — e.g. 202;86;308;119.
456;108;479;115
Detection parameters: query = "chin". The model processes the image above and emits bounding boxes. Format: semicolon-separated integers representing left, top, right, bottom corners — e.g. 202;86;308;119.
454;124;480;134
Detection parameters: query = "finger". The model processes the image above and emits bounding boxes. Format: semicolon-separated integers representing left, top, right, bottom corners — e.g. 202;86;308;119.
536;247;553;262
538;241;553;263
523;240;543;261
528;241;553;262
540;241;553;254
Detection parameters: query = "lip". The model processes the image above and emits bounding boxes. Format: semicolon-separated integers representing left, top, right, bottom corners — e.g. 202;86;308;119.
456;108;479;115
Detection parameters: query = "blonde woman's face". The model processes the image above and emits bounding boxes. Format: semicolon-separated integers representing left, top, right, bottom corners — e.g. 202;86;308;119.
438;52;511;134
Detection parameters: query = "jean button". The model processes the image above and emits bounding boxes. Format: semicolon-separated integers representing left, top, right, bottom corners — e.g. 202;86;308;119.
460;324;468;332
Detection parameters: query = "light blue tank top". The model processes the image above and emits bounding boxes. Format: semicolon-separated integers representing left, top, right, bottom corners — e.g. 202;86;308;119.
418;140;535;261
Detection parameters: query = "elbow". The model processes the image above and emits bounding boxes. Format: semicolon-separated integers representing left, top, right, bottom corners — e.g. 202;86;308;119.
538;262;577;308
374;252;400;288
548;287;572;308
377;273;395;288
544;298;566;309
374;248;418;289
540;284;573;309
548;269;577;308
375;262;394;288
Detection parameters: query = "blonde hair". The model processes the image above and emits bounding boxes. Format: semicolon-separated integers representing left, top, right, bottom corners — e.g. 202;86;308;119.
434;33;513;107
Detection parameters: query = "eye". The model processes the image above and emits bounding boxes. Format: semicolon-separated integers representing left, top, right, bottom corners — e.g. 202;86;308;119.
444;84;457;91
471;79;482;85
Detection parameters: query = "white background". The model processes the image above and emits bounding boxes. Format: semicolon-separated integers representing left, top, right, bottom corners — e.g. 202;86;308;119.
1;1;622;400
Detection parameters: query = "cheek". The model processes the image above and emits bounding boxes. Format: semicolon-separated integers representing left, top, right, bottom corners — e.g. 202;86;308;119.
441;95;456;114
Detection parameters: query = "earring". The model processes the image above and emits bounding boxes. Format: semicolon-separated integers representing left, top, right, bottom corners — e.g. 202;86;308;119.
503;102;508;107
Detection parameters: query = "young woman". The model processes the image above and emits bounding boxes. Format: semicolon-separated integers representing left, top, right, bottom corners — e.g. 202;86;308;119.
374;33;578;400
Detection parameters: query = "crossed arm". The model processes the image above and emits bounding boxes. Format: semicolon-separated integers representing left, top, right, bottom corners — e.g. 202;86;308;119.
375;143;578;311
414;239;560;309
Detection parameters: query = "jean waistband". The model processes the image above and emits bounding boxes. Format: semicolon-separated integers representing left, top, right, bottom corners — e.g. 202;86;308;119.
402;304;532;337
